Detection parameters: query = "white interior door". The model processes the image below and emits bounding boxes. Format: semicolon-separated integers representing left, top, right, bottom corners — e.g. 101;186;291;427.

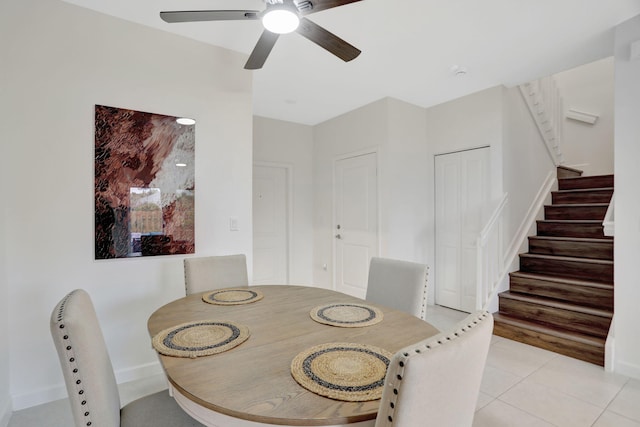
253;164;289;284
435;147;490;312
334;152;378;298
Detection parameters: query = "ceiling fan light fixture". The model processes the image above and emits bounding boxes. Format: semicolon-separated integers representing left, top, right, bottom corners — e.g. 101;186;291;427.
262;8;299;34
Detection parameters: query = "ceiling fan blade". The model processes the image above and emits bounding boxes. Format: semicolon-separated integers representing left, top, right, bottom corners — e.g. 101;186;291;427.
296;18;360;62
299;0;363;15
245;30;280;70
160;10;260;23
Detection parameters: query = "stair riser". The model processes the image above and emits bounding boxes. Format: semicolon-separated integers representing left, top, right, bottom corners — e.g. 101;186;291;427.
498;297;611;338
558;176;614;190
509;275;613;310
552;190;613;204
528;238;613;260
544;205;608;220
493;321;604;366
519;255;613;282
536;222;609;239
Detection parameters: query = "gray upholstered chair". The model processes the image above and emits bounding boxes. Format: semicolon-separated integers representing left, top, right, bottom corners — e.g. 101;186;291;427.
183;254;249;295
365;257;429;320
50;289;204;427
375;311;493;427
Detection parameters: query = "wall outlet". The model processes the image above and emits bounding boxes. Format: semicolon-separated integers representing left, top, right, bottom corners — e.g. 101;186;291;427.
229;217;239;231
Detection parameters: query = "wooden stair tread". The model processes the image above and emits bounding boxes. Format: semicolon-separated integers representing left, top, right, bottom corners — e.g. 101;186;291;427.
529;236;612;243
509;271;614;289
546;203;609;208
559;174;613;181
493;313;606;348
538;219;607;224
499;291;613;319
520;253;613;265
554;187;614;193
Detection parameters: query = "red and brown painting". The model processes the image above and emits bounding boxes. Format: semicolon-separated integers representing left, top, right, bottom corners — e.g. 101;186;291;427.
94;105;195;259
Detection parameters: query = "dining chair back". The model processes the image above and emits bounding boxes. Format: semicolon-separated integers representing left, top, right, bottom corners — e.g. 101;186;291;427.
365;257;429;319
375;311;493;427
183;254;249;295
50;289;204;427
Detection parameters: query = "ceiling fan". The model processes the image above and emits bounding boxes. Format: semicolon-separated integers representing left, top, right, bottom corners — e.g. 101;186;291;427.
160;0;363;70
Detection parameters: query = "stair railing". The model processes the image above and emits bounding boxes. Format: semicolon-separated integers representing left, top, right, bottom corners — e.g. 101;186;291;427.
476;193;509;310
519;77;565;166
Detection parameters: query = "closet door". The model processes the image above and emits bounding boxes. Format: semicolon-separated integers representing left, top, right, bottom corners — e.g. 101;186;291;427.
435;147;490;312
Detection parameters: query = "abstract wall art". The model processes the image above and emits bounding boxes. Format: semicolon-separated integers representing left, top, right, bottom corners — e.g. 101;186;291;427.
94;105;195;259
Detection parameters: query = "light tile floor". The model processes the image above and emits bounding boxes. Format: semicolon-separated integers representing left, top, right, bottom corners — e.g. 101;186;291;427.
8;305;640;427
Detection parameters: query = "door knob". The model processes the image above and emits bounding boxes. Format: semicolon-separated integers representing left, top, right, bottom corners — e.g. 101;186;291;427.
335;234;342;239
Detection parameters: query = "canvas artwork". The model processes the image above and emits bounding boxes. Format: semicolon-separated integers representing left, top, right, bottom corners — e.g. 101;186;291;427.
94;105;195;259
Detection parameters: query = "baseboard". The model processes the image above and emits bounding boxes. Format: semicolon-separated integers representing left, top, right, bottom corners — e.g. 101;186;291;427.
605;316;615;372
11;361;163;411
114;360;163;384
615;359;640;380
0;398;11;427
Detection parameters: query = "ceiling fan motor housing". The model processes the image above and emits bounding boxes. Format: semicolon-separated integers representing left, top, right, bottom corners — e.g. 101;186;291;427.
294;0;314;12
266;0;313;13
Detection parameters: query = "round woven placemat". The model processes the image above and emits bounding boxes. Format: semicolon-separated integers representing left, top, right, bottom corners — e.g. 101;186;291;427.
291;342;393;401
202;288;264;306
310;303;383;327
152;320;249;358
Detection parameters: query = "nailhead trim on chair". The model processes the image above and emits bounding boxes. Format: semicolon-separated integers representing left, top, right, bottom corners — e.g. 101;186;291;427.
378;311;490;425
54;291;94;427
419;266;429;320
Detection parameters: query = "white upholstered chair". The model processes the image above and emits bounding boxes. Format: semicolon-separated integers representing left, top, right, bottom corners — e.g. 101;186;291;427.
50;289;204;427
375;311;493;427
183;254;249;295
365;257;429;320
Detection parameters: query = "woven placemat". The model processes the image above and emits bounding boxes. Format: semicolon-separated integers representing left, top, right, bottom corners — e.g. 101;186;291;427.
291;342;393;401
202;288;264;306
152;320;249;358
310;303;383;327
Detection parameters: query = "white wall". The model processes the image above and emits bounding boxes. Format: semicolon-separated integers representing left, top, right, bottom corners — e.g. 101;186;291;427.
0;6;10;417
426;86;505;199
425;86;507;307
502;86;557;252
253;117;314;284
554;57;615;175
313;99;389;289
613;14;640;379
0;12;10;419
382;99;430;264
310;88;541;307
3;0;253;410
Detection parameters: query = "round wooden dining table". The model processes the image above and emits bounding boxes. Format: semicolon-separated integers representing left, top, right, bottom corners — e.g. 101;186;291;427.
147;285;440;427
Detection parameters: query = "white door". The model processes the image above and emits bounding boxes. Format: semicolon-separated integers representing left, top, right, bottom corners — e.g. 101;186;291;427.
435;147;490;312
334;152;378;298
253;164;289;284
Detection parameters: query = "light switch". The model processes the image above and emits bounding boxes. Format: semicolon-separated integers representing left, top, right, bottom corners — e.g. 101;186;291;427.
229;217;239;231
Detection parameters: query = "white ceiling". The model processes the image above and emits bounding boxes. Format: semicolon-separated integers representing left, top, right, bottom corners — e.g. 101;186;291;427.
62;0;640;125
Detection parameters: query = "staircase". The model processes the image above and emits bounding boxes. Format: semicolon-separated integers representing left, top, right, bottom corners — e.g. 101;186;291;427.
493;166;614;366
